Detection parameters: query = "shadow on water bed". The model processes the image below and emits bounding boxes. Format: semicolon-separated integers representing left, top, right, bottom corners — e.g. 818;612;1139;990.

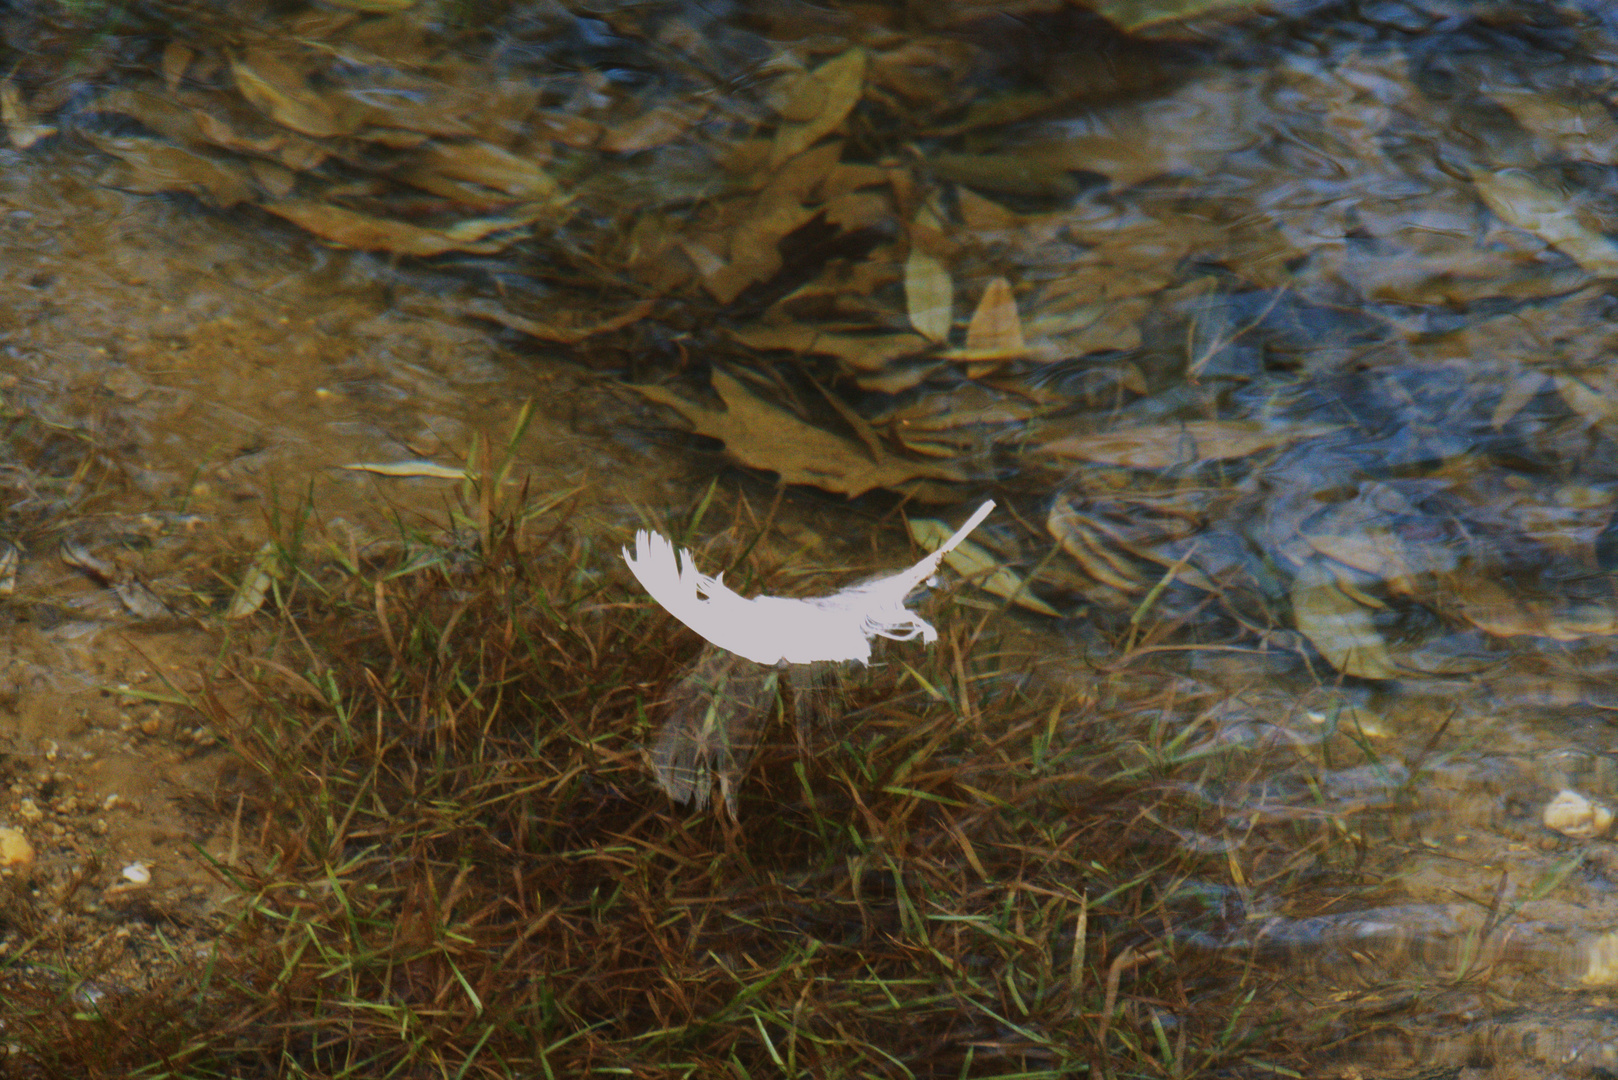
8;0;1618;1076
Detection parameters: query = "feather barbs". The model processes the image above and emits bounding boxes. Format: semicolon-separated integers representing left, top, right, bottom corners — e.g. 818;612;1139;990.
624;500;996;666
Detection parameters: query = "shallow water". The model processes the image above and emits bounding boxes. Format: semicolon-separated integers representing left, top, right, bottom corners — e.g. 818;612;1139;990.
7;0;1618;1073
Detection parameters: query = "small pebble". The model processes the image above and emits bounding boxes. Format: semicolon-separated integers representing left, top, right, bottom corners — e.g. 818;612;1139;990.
121;862;150;885
17;799;41;824
0;827;33;871
1544;789;1615;840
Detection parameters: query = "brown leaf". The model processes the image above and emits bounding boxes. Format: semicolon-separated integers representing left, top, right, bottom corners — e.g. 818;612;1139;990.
1290;561;1400;679
730;325;931;371
1041;420;1337;469
1;78;54;150
600;102;707;154
193;110;330;171
950;277;1025;361
1489;86;1618;165
772;48;867;167
1471;167;1618;277
534;110;601;148
1448;575;1618;641
412;139;556;199
905;248;953;344
160;42;193;92
1048;498;1147;595
629;371;965;498
230;48;360;139
83;87;200;145
928;152;1079;200
88;133;253;206
465;299;654;344
321;0;415;10
261;200;530;256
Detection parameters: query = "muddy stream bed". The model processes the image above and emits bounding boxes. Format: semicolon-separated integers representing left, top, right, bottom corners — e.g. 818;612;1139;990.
6;1;1618;1076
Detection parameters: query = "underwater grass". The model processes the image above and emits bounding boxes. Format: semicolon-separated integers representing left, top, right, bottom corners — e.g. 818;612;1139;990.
0;484;1312;1079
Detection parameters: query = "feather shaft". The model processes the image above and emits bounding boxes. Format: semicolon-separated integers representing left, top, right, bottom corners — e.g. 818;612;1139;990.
624;500;996;666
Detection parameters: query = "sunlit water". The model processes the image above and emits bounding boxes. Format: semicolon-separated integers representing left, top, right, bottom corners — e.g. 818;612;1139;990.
9;0;1618;1071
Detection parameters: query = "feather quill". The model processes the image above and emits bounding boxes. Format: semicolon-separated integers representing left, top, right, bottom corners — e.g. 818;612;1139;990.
624;500;996;666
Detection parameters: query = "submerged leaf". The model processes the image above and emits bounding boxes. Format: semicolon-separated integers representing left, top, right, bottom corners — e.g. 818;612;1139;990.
629;372;965;498
1;78;54;149
730;325;931;371
230;49;360;139
1042;420;1337;469
772;48;867;166
1290;561;1400;680
905;248;954;344
341;460;468;480
261;201;532;256
88;133;254;207
466;299;655;344
1078;0;1269;33
1470;167;1618;278
226;541;282;620
951;277;1026;361
908;517;1061;617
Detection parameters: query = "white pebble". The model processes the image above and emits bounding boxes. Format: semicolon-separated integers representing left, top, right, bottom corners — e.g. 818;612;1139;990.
1543;789;1615;839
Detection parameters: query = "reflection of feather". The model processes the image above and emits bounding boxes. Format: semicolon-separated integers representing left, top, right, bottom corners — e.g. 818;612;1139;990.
624;500;995;666
651;647;839;816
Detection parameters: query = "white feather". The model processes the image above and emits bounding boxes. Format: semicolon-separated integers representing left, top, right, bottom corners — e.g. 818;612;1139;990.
624;500;996;666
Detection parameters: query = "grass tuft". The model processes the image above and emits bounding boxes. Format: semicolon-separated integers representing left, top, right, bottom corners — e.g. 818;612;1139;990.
1;487;1299;1078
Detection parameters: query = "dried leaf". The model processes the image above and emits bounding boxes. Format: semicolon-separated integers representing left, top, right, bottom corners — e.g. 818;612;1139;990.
341;460;468;479
88;133;254;207
948;277;1025;361
1554;373;1618;427
1047;499;1147;594
908;517;1061;617
1449;575;1618;641
1489;86;1618;165
1;78;54;149
929;152;1080;200
160;42;193;92
261;200;531;256
193;111;330;171
905;248;953;344
1042;420;1337;469
772;48;866;167
629;371;965;498
230;49;360;139
600;102;706;154
1080;0;1273;35
465;299;655;344
321;0;415;10
0;540;19;597
1290;561;1400;680
1470;167;1618;277
412;140;556;199
226;542;282;619
113;579;173;620
729;326;931;371
84;86;202;145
